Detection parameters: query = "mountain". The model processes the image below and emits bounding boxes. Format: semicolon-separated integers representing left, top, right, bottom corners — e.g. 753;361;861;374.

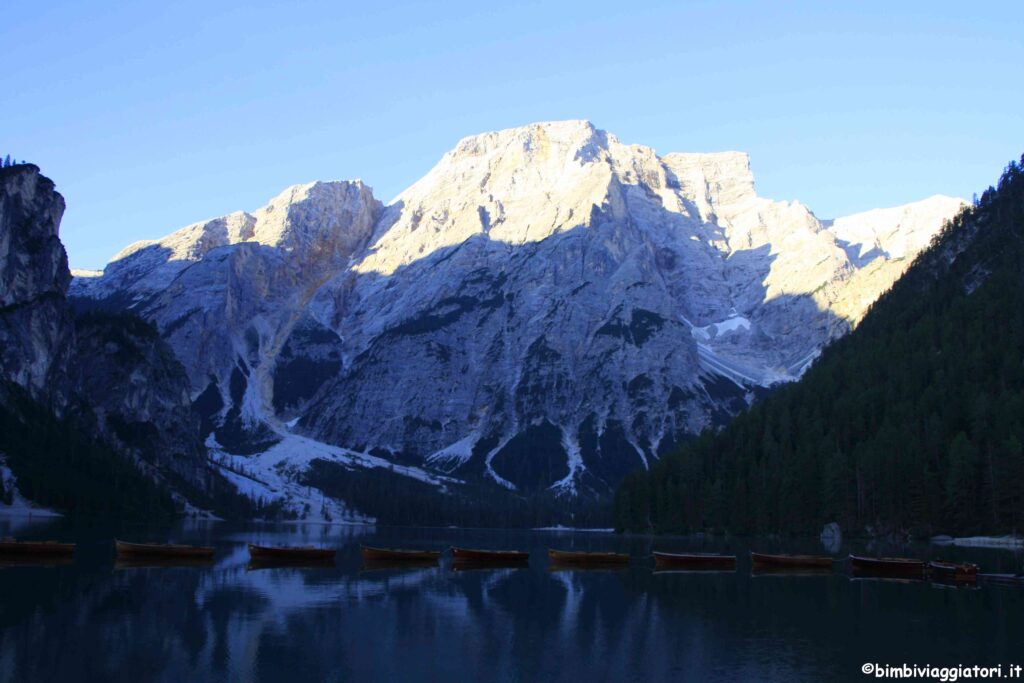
0;164;240;518
70;121;964;518
614;155;1024;537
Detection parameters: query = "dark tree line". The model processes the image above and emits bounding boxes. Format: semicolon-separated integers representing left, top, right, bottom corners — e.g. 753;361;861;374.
0;382;179;519
1;155;26;167
615;155;1024;538
0;379;282;521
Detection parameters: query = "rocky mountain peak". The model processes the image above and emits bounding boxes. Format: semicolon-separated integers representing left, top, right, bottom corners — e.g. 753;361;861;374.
249;180;380;257
661;151;756;221
358;121;617;275
448;119;605;159
74;180;382;301
67;123;968;506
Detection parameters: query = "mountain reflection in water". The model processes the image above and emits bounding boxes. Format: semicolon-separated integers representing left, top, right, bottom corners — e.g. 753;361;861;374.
0;520;1022;682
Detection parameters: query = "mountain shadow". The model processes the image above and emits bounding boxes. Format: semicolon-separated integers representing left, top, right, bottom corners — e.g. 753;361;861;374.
292;205;847;507
71;180;858;525
614;154;1024;538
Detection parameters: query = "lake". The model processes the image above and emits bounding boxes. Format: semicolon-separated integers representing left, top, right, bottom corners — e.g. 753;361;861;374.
1;517;1022;682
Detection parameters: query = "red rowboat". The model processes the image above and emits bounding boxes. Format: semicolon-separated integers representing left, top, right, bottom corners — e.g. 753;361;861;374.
751;552;833;569
451;547;529;563
248;544;335;561
361;545;441;562
653;551;736;570
548;549;630;566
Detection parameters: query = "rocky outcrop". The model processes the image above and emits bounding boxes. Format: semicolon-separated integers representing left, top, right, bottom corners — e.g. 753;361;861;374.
74;181;382;453
0;165;74;405
71;121;966;498
0;164;214;499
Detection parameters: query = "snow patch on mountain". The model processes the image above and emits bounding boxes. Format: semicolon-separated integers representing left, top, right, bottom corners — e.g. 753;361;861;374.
689;313;753;342
0;456;61;519
70;120;967;500
425;433;479;470
207;430;460;520
551;428;585;496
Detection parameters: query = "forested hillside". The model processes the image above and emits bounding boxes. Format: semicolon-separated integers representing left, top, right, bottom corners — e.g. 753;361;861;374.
615;156;1024;537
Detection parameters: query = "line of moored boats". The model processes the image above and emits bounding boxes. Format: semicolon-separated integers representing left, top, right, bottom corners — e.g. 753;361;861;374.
2;537;1021;584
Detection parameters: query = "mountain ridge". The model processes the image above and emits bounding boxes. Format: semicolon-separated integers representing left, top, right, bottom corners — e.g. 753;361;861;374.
68;121;967;516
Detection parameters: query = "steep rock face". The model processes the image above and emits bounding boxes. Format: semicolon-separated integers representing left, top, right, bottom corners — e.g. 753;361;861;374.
72;314;212;489
0;165;73;404
74;182;382;452
0;164;214;499
73;121;966;498
300;122;964;492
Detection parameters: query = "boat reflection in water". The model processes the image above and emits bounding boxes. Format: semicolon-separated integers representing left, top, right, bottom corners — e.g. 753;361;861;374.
248;557;335;571
361;545;441;562
114;556;215;570
0;555;74;569
0;539;76;557
361;558;440;572
1;523;1022;682
115;540;215;559
750;566;833;578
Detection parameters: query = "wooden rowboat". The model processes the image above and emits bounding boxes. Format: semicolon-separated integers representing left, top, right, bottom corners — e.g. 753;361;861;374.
751;552;834;569
451;547;529;563
548;549;630;566
0;539;75;556
248;544;336;561
361;545;441;562
115;540;215;559
653;551;736;570
928;560;979;583
849;554;925;578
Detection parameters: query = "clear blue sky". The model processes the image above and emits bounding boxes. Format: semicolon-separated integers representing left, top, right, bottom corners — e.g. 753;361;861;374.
3;1;1021;270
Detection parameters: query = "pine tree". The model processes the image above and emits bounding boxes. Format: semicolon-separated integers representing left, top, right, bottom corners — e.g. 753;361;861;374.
945;433;978;533
999;435;1024;532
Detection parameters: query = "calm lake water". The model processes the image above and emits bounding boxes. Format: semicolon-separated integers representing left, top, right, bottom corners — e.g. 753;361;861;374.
1;517;1022;682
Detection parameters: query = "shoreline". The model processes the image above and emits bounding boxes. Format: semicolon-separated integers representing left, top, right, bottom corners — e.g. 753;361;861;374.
931;535;1024;549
